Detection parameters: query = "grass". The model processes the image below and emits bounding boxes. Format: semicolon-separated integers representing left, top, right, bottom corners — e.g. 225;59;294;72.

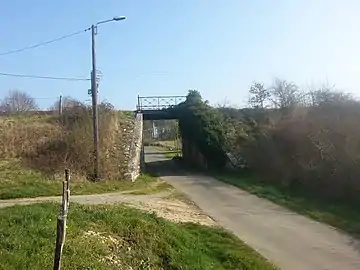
215;171;360;238
126;181;173;195
155;147;182;159
118;110;134;119
0;159;169;200
0;203;278;270
165;190;198;206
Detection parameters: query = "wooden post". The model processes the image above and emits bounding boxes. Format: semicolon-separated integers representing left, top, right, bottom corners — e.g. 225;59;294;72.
58;95;63;115
53;169;70;270
91;24;100;181
65;169;70;210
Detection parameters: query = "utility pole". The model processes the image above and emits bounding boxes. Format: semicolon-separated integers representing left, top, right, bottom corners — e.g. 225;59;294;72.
91;24;100;181
58;95;63;115
90;16;126;181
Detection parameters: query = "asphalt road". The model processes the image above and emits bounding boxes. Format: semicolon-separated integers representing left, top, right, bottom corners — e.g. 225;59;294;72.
144;146;360;270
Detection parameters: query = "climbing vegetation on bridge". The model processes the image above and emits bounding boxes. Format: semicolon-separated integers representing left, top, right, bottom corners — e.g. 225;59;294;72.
171;90;228;168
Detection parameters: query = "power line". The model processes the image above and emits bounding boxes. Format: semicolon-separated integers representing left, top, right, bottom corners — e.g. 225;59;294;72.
0;72;90;81
1;97;59;100
0;27;91;56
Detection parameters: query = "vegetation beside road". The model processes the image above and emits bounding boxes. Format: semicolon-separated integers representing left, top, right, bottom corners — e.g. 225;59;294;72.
0;159;169;199
0;93;150;199
0;203;278;270
216;171;360;237
154;146;181;159
162;88;360;237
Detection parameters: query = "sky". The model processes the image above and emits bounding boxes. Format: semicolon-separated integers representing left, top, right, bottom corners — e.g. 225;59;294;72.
0;0;359;109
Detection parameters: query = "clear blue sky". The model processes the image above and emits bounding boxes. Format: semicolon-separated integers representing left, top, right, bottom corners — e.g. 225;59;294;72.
0;0;359;109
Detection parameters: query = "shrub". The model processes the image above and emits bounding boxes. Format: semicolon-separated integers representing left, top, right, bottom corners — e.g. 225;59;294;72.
230;97;360;204
172;90;228;168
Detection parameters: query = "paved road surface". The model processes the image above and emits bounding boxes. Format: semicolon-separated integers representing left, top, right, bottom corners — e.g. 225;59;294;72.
145;146;360;270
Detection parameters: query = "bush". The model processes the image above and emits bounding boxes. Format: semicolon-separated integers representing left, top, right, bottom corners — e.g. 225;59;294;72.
172;90;228;168
230;97;360;204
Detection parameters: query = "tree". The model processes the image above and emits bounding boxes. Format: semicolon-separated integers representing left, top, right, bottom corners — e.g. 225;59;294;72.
270;79;301;109
186;89;202;104
248;82;270;109
49;96;83;112
172;90;229;168
0;90;38;113
308;87;354;107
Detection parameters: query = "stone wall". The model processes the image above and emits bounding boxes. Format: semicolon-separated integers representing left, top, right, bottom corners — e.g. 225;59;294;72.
124;113;143;181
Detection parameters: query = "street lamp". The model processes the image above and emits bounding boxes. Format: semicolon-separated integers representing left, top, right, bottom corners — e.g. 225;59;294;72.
91;16;126;181
96;16;126;26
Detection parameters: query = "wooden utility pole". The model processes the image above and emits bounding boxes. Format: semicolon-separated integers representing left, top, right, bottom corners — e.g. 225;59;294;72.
91;24;100;181
58;95;63;115
89;17;126;180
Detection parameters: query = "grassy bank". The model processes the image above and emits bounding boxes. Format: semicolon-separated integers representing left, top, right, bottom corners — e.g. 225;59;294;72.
216;171;360;237
0;203;278;270
0;159;170;199
0;107;136;187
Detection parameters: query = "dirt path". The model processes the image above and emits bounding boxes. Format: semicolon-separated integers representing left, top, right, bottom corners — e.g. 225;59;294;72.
145;146;360;270
0;191;216;226
0;192;169;208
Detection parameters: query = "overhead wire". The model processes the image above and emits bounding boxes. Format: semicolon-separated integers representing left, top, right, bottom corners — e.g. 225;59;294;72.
0;27;92;82
0;27;91;56
0;72;90;81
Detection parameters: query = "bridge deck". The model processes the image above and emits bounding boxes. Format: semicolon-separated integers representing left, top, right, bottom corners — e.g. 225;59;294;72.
136;95;186;120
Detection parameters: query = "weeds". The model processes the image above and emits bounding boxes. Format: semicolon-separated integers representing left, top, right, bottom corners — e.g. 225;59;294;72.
0;158;164;199
0;103;134;181
0;203;278;269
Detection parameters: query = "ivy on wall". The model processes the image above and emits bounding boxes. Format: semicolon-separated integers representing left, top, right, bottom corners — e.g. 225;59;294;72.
170;90;228;168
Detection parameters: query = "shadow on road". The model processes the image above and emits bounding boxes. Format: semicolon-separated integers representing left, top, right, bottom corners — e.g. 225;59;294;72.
145;159;189;177
144;158;228;190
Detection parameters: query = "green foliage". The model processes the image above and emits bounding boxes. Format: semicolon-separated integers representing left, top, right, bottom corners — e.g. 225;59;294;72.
0;203;277;269
248;82;270;109
186;89;203;103
0;158;166;199
171;90;228;168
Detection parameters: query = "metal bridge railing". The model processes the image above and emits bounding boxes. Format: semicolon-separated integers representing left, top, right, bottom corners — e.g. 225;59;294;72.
137;95;186;111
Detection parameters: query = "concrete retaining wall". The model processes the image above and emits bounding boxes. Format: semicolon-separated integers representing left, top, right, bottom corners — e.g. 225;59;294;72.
124;113;143;181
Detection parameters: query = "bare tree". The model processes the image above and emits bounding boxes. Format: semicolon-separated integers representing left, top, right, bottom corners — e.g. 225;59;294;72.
49;96;84;112
307;86;354;107
248;82;271;109
0;90;38;113
270;79;302;109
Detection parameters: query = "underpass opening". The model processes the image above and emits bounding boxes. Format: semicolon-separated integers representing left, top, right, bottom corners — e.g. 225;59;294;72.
137;95;184;163
137;93;222;174
143;119;182;159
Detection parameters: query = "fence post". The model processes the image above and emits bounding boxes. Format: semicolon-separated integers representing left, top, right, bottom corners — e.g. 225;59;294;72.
53;169;70;270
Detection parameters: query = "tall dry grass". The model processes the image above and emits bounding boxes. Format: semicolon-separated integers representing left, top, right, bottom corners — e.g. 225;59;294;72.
0;103;134;180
